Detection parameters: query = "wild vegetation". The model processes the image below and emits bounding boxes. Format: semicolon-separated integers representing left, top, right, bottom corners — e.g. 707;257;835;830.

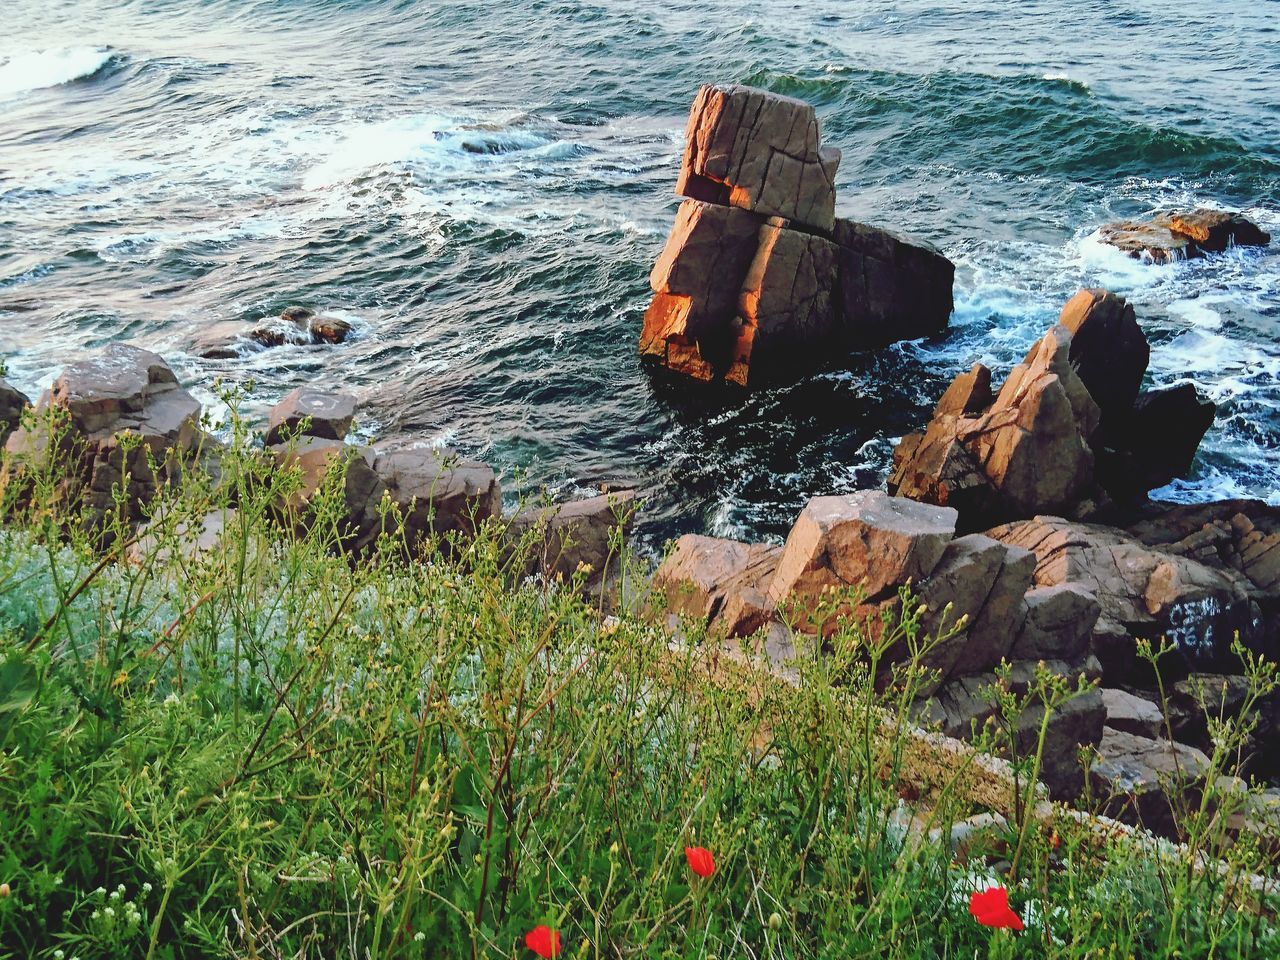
0;395;1277;959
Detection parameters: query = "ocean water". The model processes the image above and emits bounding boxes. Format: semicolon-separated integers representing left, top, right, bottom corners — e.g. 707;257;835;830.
2;0;1278;545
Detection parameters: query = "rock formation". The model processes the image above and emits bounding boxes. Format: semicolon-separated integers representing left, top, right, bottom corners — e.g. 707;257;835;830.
5;344;206;530
1096;209;1270;263
888;289;1217;530
652;489;1103;797
640;83;954;386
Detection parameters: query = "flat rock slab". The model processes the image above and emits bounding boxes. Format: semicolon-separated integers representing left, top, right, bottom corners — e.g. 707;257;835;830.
267;387;357;444
768;491;957;607
1099;688;1164;740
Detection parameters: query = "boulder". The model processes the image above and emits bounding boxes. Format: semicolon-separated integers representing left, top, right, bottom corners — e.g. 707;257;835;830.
652;534;781;636
986;515;1269;684
1166;672;1253;747
5;345;205;528
1100;688;1164;739
889;323;1100;530
248;307;355;350
507;491;638;591
639;83;954;387
266;388;357;445
833;218;955;347
1089;727;1210;837
0;379;30;446
1096;209;1270;262
1009;584;1100;662
767;492;958;613
373;446;501;545
933;363;992;419
308;314;354;345
677;83;837;232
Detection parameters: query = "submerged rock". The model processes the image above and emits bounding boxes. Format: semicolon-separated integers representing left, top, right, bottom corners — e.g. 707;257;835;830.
1096;209;1270;262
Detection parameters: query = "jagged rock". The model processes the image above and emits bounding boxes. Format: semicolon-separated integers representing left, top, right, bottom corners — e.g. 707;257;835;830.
727;221;837;386
1057;289;1149;423
0;379;30;446
834;218;955;347
677;83;837;231
5;345;205;528
266;388;357;445
374;446;501;545
889;323;1100;529
767;492;958;613
1009;584;1100;662
915;658;1104;798
987;515;1269;684
1089;727;1210;836
1096;209;1270;262
652;534;781;635
507;491;637;590
933;363;992;419
1095;384;1216;503
1100;688;1164;739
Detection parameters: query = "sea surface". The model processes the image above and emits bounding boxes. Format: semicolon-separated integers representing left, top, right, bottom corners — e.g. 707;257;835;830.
3;0;1278;546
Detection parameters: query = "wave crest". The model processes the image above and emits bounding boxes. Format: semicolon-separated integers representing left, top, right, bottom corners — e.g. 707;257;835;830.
0;46;115;99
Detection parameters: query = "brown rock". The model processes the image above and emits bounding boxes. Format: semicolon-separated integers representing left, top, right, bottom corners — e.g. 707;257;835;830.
889;323;1100;529
270;438;386;553
374;446;501;545
728;220;837;386
1096;209;1269;262
1166;209;1271;253
987;515;1265;683
768;491;957;616
5;345;205;529
308;315;354;344
266;388;357;445
834;218;955;347
676;83;836;231
1127;499;1280;594
652;535;781;636
933;363;992;418
644;200;764;344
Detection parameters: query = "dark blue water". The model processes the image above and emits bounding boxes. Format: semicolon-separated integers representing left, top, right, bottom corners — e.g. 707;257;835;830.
3;0;1278;544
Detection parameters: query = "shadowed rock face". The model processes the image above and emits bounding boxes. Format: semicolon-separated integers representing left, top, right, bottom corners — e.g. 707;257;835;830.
640;83;954;387
1096;208;1270;262
0;379;30;447
266;387;357;445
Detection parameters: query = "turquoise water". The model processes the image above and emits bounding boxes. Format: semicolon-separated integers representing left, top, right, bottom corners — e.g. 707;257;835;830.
2;0;1278;543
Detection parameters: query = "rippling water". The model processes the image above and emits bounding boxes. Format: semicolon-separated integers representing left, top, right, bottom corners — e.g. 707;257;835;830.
2;0;1278;545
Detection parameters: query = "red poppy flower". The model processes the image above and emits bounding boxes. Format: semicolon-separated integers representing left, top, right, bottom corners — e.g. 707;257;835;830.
525;925;561;958
969;886;1023;931
685;846;715;878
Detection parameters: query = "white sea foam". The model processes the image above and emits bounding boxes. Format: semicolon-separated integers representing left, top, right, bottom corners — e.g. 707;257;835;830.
0;46;113;99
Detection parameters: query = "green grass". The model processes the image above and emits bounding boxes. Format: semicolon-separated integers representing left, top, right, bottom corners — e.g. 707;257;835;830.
0;397;1277;958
